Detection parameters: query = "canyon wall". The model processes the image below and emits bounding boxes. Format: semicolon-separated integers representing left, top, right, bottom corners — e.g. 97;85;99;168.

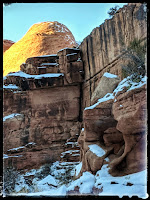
3;49;83;170
3;3;147;178
79;3;147;108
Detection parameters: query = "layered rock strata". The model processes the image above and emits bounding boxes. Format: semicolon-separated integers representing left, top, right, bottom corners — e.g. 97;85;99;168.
3;48;83;170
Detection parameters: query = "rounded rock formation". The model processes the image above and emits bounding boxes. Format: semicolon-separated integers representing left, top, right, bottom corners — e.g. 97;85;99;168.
3;21;76;76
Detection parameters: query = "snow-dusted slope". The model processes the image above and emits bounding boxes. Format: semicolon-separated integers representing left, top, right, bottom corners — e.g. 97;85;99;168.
8;163;147;198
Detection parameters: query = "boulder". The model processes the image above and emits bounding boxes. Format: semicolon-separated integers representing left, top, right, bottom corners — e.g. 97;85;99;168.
91;72;120;104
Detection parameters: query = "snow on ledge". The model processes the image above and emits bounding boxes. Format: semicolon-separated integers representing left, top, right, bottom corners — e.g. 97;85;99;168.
113;75;147;96
3;113;22;121
6;71;64;79
57;47;79;53
34;54;57;57
85;93;114;110
84;75;147;111
103;72;118;79
89;144;106;157
3;154;23;159
40;63;57;66
3;84;20;90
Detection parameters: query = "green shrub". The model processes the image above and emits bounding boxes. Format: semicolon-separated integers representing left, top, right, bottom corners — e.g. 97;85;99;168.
121;38;146;82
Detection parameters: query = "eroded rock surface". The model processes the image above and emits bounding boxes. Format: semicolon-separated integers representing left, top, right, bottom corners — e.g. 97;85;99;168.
78;82;147;177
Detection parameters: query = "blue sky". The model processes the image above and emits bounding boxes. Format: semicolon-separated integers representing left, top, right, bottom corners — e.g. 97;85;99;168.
3;3;127;43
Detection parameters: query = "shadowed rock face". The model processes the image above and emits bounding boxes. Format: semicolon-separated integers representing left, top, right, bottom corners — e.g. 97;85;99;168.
3;21;76;76
78;84;147;177
3;40;15;53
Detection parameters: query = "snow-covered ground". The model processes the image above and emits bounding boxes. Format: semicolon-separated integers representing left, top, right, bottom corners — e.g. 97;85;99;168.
6;162;147;198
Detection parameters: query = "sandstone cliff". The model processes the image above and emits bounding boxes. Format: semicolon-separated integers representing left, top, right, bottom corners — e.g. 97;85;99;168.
79;3;147;108
3;21;76;76
3;3;147;197
3;48;83;170
78;73;147;177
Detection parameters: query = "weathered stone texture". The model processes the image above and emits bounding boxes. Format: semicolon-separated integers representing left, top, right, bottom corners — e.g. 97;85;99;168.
3;84;81;170
3;48;83;170
78;85;147;177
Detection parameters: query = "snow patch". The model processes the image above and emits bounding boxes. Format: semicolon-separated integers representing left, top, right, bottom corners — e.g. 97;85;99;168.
66;53;78;56
36;175;58;191
6;71;64;79
35;54;57;57
9;161;147;198
95;164;147;198
89;144;106;157
3;113;22;121
103;72;118;79
67;171;95;194
85;93;114;110
85;74;147;111
57;47;78;53
40;63;57;66
74;162;82;177
113;75;147;96
3;84;20;90
3;154;23;159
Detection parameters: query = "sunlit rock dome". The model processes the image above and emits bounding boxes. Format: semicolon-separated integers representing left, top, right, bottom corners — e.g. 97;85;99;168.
3;21;77;76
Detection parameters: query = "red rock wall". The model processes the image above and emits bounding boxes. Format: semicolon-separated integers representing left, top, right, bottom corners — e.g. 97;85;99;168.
79;3;147;108
78;85;147;177
3;47;83;170
3;85;81;170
